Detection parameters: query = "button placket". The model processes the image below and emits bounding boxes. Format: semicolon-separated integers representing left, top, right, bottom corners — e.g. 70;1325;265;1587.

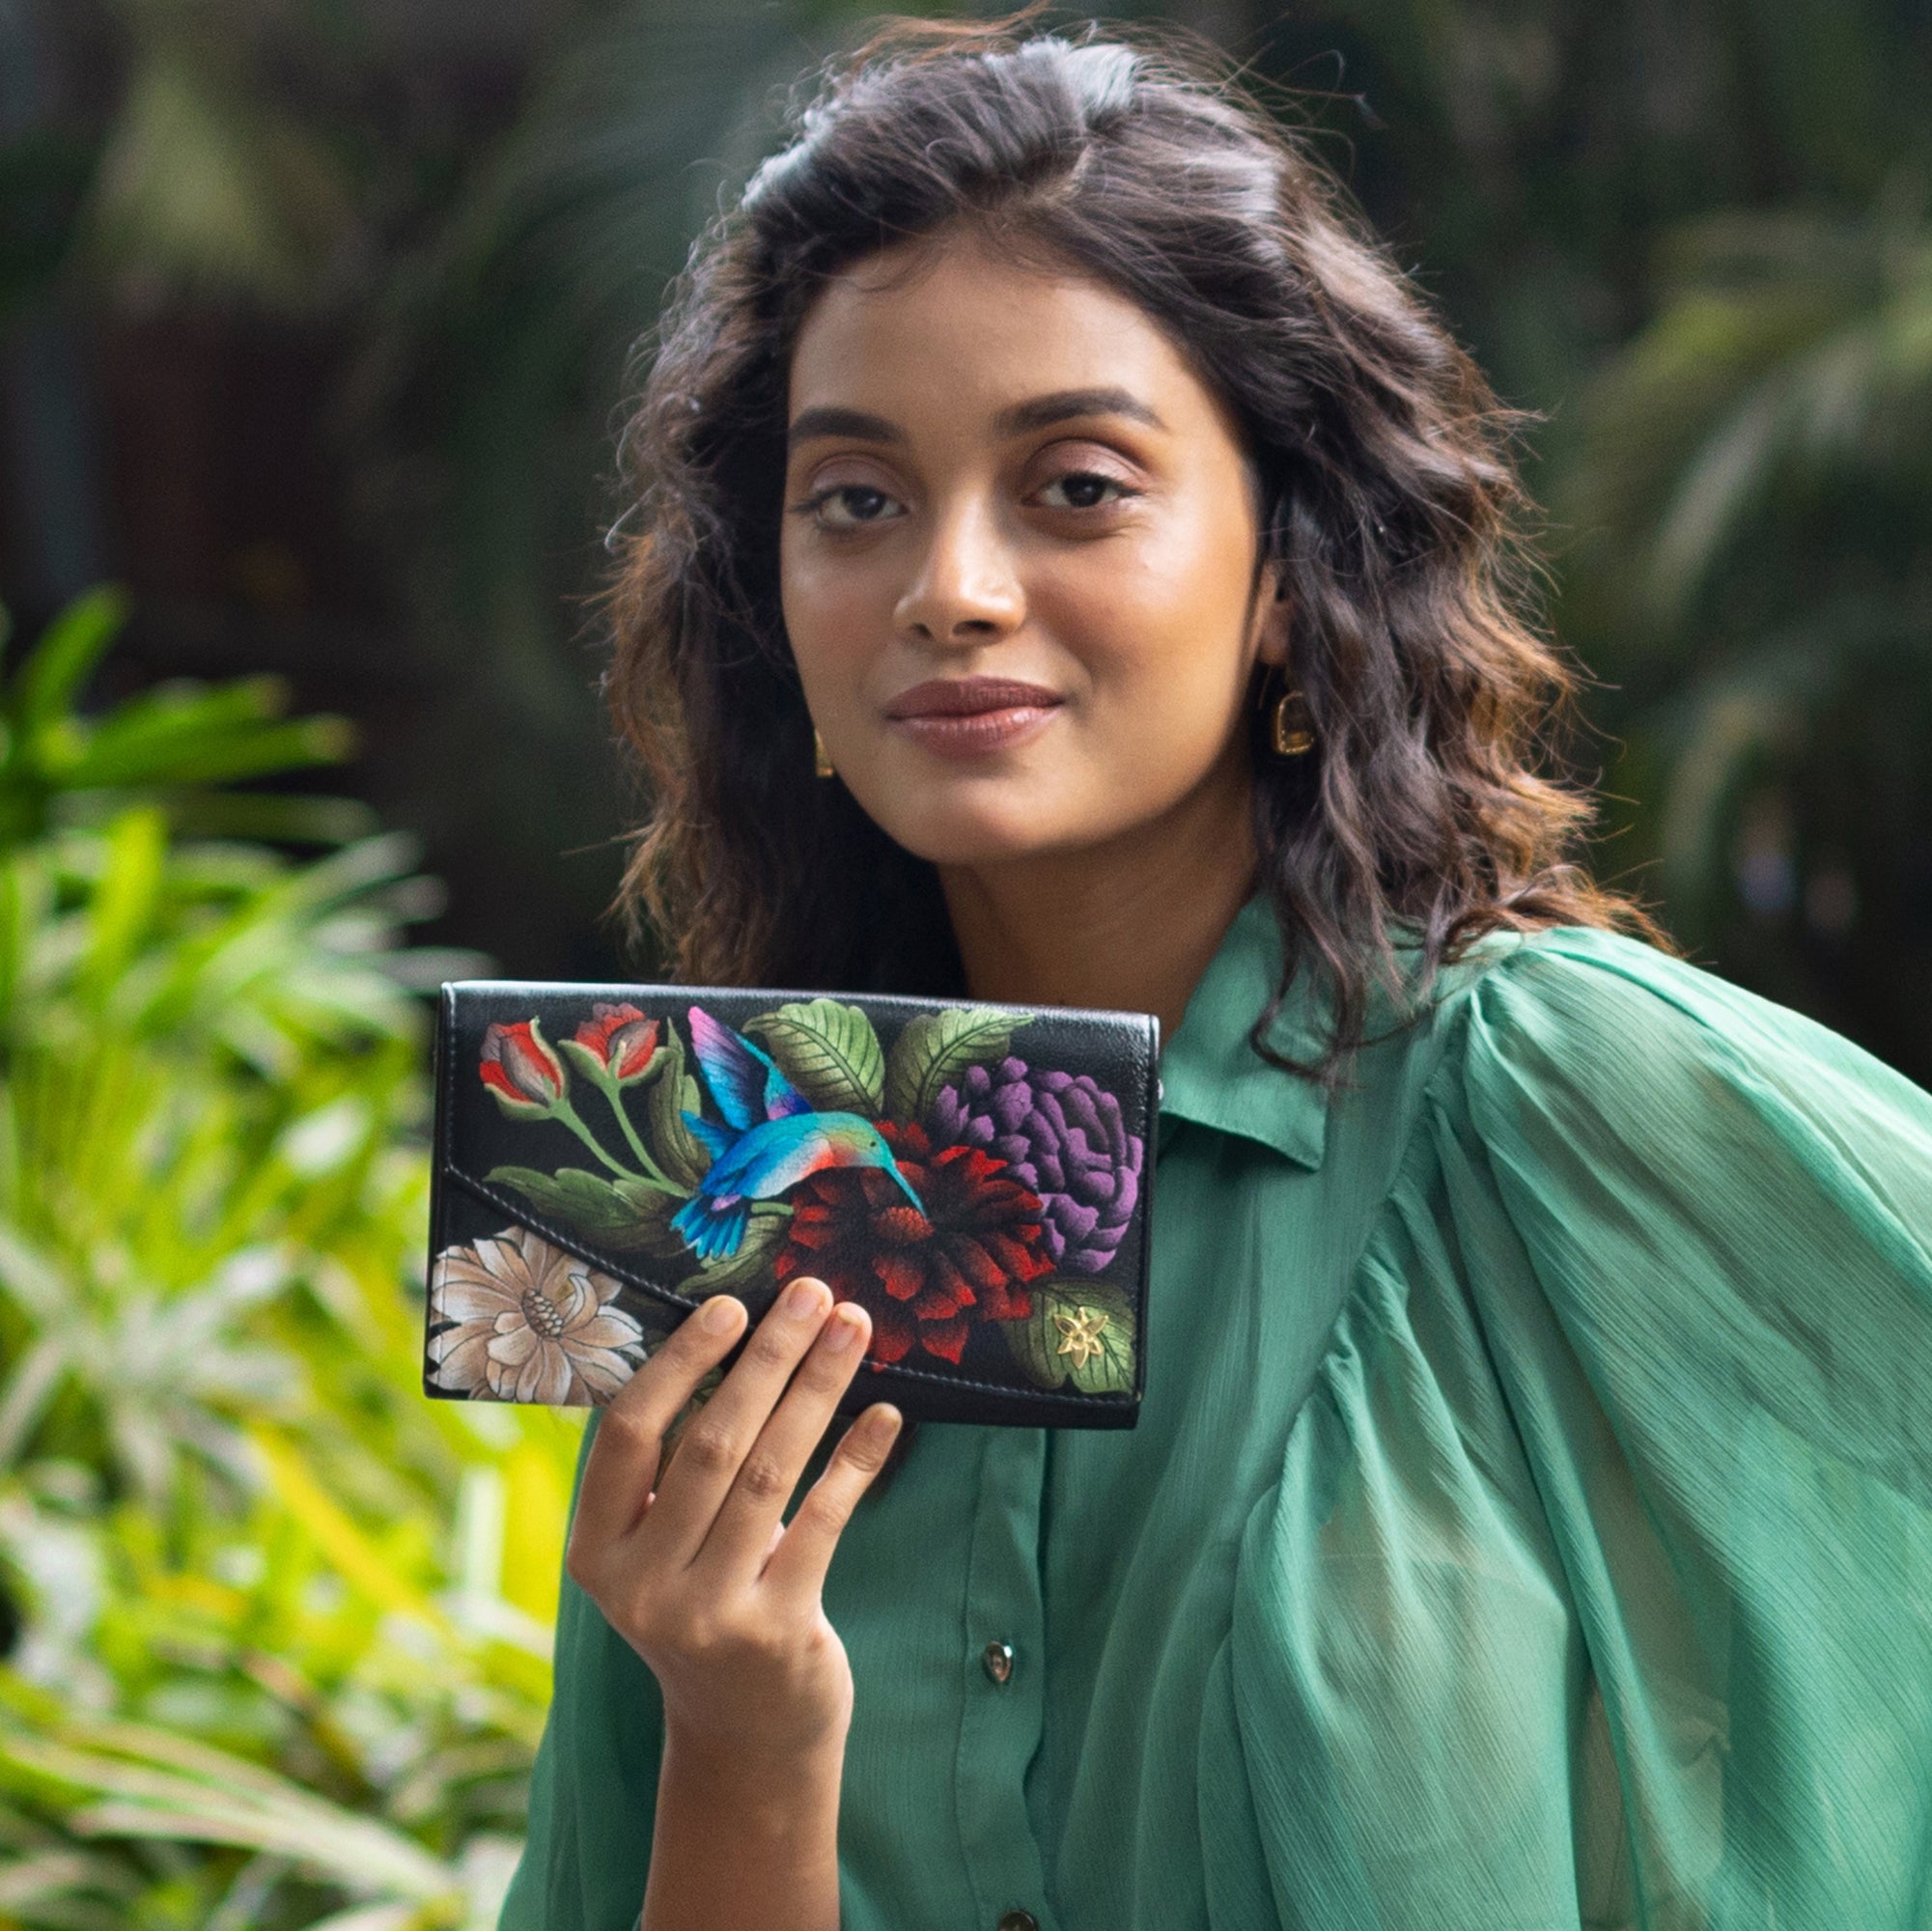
955;1429;1055;1931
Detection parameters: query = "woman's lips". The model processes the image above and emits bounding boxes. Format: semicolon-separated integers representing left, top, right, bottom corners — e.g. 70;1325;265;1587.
883;678;1064;759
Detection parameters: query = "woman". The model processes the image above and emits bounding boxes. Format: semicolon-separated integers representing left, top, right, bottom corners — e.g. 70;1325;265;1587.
500;21;1932;1931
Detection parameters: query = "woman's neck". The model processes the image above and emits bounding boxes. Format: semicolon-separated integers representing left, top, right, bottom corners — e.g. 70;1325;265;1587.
937;763;1259;1044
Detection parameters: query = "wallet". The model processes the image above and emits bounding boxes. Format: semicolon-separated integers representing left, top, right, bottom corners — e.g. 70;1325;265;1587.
424;983;1159;1428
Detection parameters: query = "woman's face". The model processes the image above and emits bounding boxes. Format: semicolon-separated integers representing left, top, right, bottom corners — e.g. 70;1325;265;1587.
780;230;1287;871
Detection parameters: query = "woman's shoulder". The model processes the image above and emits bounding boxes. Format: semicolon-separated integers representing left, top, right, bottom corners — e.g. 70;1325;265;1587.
1358;918;1932;1288
1432;916;1845;1057
1217;920;1932;1929
1423;919;1932;1148
1398;919;1932;1328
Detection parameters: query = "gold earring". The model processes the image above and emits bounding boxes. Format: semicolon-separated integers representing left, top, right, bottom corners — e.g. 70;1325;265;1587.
1268;677;1315;758
813;727;835;779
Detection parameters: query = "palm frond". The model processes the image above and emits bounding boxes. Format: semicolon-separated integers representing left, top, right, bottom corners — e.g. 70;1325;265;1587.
1575;190;1932;626
3;1721;462;1903
77;30;359;312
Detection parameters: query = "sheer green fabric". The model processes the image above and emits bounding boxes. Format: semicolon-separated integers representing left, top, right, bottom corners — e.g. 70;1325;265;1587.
501;903;1932;1931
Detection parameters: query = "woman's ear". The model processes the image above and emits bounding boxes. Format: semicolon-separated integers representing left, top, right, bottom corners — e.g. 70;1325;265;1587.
1251;560;1292;668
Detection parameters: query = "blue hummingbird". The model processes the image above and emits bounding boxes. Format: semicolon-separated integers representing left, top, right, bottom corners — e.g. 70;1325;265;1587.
669;1006;926;1263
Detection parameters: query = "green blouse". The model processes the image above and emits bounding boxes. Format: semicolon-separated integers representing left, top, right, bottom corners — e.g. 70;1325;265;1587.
499;897;1932;1931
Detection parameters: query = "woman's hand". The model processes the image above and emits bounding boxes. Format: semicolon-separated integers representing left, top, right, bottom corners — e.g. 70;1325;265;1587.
564;1275;902;1772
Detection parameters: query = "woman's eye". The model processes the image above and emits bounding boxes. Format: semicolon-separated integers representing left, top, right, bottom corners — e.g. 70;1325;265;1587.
809;485;903;529
1036;470;1133;511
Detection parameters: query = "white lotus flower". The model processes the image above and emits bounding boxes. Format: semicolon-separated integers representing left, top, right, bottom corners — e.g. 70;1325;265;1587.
428;1226;644;1406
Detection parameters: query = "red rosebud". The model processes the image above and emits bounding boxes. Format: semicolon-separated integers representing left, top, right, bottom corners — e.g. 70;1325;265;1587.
565;1003;660;1085
480;1019;567;1115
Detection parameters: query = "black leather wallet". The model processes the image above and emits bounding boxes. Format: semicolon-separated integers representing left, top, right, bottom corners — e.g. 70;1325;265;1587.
424;984;1158;1428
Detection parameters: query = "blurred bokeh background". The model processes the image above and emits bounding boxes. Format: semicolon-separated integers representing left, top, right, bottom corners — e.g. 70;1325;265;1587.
0;3;1926;1926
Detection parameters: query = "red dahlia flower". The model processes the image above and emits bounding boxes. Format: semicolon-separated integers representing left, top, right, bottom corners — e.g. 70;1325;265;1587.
775;1121;1051;1365
480;1019;566;1115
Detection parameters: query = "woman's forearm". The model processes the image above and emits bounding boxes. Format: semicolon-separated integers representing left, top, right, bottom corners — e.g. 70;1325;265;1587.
564;1288;891;1931
640;1726;844;1931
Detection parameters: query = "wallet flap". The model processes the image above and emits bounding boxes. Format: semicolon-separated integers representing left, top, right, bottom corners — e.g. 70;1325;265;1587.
425;983;1158;1428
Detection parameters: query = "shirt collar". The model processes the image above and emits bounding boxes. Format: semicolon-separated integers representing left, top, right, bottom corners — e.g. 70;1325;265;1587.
1157;891;1329;1170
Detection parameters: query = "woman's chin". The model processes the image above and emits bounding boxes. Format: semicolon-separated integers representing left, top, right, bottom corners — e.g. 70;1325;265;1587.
870;797;1101;871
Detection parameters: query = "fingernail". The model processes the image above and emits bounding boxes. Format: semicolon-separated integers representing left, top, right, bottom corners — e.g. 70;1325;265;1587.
785;1277;826;1319
823;1304;864;1352
700;1296;741;1333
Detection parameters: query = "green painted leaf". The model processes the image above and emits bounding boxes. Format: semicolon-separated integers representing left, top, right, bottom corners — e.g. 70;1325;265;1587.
645;1035;711;1190
555;1037;605;1083
1000;1306;1067;1389
882;1006;1030;1123
691;1201;792;1296
485;1163;616;1226
745;998;883;1115
1001;1279;1136;1395
559;1034;670;1089
611;1179;693;1259
485;1164;683;1254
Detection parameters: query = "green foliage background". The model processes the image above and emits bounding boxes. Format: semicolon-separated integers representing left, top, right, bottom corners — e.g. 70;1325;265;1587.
0;593;584;1929
0;0;1927;1924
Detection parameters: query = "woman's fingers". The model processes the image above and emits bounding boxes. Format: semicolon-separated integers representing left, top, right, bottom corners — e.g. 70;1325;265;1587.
765;1403;903;1600
696;1300;873;1576
568;1292;748;1553
638;1276;839;1566
574;1278;890;1614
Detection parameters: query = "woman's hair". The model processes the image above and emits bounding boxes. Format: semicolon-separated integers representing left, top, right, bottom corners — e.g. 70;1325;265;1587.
604;15;1653;1075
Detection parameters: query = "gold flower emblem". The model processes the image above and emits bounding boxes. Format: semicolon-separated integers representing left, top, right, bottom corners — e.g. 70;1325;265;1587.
428;1225;644;1406
1052;1304;1110;1371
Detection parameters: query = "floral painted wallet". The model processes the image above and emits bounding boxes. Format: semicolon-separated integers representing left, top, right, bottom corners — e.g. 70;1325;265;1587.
423;984;1159;1428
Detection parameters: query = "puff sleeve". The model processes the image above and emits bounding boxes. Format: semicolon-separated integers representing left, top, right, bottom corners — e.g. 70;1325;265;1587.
1203;929;1932;1929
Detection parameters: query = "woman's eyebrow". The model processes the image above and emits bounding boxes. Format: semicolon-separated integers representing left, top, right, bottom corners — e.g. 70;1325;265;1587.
787;406;904;448
786;386;1168;450
993;387;1168;436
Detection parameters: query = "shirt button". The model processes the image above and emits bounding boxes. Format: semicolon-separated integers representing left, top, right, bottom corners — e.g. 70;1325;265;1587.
996;1914;1038;1931
982;1640;1015;1685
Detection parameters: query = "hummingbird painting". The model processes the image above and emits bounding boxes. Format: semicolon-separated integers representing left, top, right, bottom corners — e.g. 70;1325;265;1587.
669;1006;926;1263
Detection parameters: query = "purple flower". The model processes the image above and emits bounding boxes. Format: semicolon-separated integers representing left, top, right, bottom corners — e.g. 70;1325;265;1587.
931;1056;1143;1274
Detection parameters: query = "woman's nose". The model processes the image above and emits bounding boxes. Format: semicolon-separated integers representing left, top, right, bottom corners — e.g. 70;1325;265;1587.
893;500;1025;646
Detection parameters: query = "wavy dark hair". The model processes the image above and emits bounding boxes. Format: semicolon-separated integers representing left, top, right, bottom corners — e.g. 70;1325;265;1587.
604;16;1652;1073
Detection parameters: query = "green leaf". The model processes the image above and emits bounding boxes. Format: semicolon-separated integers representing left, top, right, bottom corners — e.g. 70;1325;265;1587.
745;998;883;1115
558;1032;667;1094
484;1164;681;1253
616;1182;692;1259
691;1202;792;1297
555;1037;606;1084
11;585;127;733
78;806;167;1001
882;1006;1029;1123
645;1035;711;1190
162;789;380;845
1001;1280;1136;1396
59;682;353;790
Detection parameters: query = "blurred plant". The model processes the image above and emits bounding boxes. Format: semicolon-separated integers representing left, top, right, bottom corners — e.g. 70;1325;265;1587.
1574;186;1932;623
0;121;96;336
15;0;886;970
0;584;360;844
1565;185;1932;1072
347;0;857;970
75;0;363;314
0;588;582;1930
